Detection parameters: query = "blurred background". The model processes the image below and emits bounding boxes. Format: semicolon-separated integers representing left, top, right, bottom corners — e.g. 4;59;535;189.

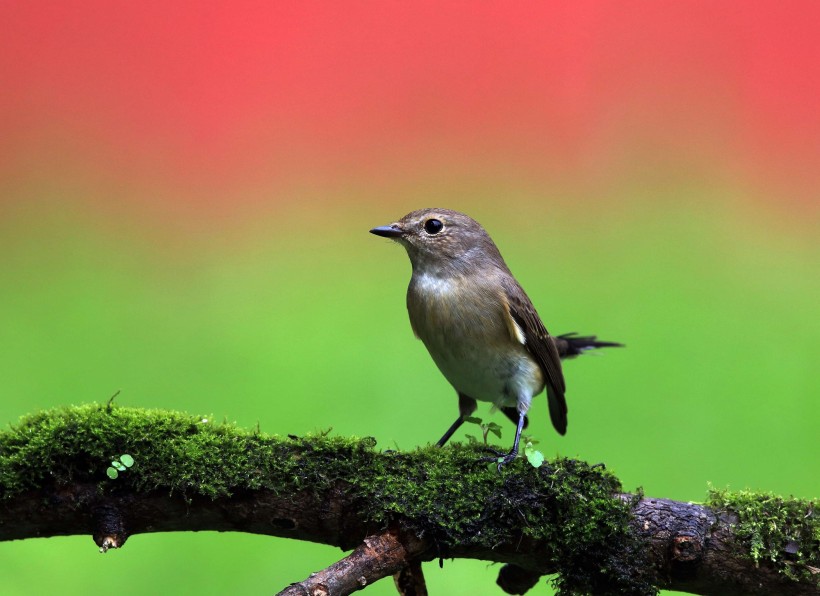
1;2;817;594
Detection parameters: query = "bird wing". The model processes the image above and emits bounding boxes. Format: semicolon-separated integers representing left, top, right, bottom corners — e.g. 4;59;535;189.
501;277;568;435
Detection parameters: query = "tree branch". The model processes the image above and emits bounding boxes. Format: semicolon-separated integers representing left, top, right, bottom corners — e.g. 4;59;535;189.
1;405;817;595
278;529;428;596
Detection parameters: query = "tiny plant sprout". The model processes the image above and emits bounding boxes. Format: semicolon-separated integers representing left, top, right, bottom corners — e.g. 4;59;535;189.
485;422;502;441
465;417;504;445
524;441;545;468
106;454;136;479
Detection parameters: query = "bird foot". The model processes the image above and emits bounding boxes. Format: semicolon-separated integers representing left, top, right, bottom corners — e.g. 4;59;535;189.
479;448;518;472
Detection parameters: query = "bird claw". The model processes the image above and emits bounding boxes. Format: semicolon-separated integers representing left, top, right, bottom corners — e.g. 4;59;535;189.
480;446;505;458
479;448;518;472
493;453;518;472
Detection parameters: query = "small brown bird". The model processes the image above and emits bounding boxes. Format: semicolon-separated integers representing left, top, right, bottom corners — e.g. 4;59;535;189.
370;208;621;468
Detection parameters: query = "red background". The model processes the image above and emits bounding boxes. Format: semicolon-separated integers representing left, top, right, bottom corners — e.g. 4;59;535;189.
2;1;819;211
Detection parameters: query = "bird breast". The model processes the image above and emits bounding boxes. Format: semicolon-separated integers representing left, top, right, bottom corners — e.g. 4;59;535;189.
407;272;544;406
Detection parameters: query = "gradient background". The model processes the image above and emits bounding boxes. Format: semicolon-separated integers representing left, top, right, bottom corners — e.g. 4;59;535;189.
1;2;818;594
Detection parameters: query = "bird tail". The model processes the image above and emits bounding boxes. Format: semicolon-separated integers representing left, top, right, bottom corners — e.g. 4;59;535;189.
554;332;623;359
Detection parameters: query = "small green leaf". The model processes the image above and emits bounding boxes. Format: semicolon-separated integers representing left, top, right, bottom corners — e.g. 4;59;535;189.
106;467;119;479
119;454;135;467
464;434;479;445
487;422;503;439
464;417;483;425
524;446;545;468
112;461;126;471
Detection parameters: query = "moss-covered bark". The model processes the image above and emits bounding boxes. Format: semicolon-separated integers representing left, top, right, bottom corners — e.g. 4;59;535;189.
1;405;817;595
707;488;820;586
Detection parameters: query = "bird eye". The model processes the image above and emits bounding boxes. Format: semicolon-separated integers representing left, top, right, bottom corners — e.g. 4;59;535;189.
424;219;444;235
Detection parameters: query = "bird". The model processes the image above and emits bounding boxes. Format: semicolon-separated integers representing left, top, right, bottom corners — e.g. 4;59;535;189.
370;208;621;468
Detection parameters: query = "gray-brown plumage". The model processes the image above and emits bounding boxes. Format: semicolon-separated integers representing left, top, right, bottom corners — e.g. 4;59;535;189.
370;208;621;468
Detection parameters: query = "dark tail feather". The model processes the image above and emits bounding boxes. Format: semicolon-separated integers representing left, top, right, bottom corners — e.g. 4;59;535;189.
501;406;529;430
554;332;623;359
546;385;567;435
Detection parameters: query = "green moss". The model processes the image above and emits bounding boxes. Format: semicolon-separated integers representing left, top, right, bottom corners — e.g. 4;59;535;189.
1;404;656;595
708;487;820;586
0;404;377;500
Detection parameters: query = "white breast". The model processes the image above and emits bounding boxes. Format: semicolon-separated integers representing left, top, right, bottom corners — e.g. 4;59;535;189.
414;272;457;296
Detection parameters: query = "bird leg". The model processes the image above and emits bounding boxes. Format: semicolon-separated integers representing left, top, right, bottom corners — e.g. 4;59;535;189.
481;411;527;472
435;393;478;447
435;416;465;447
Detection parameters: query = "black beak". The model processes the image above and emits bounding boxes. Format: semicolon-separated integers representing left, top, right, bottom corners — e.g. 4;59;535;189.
369;224;404;238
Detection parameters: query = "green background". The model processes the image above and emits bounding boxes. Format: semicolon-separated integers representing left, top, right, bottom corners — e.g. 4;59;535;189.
1;2;819;593
1;188;816;594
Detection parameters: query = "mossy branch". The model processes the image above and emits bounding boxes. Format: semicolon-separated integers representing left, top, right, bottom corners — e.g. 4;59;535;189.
1;405;817;595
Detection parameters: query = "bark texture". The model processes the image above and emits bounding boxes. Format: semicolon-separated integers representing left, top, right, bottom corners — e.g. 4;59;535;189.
0;405;817;595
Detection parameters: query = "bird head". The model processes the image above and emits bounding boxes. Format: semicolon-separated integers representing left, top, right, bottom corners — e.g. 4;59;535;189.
370;208;502;274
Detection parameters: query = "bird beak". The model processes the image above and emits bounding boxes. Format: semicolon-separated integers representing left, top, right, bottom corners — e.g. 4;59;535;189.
369;224;404;238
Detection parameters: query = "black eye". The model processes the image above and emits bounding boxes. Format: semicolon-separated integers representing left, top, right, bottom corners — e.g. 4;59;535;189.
424;218;444;235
